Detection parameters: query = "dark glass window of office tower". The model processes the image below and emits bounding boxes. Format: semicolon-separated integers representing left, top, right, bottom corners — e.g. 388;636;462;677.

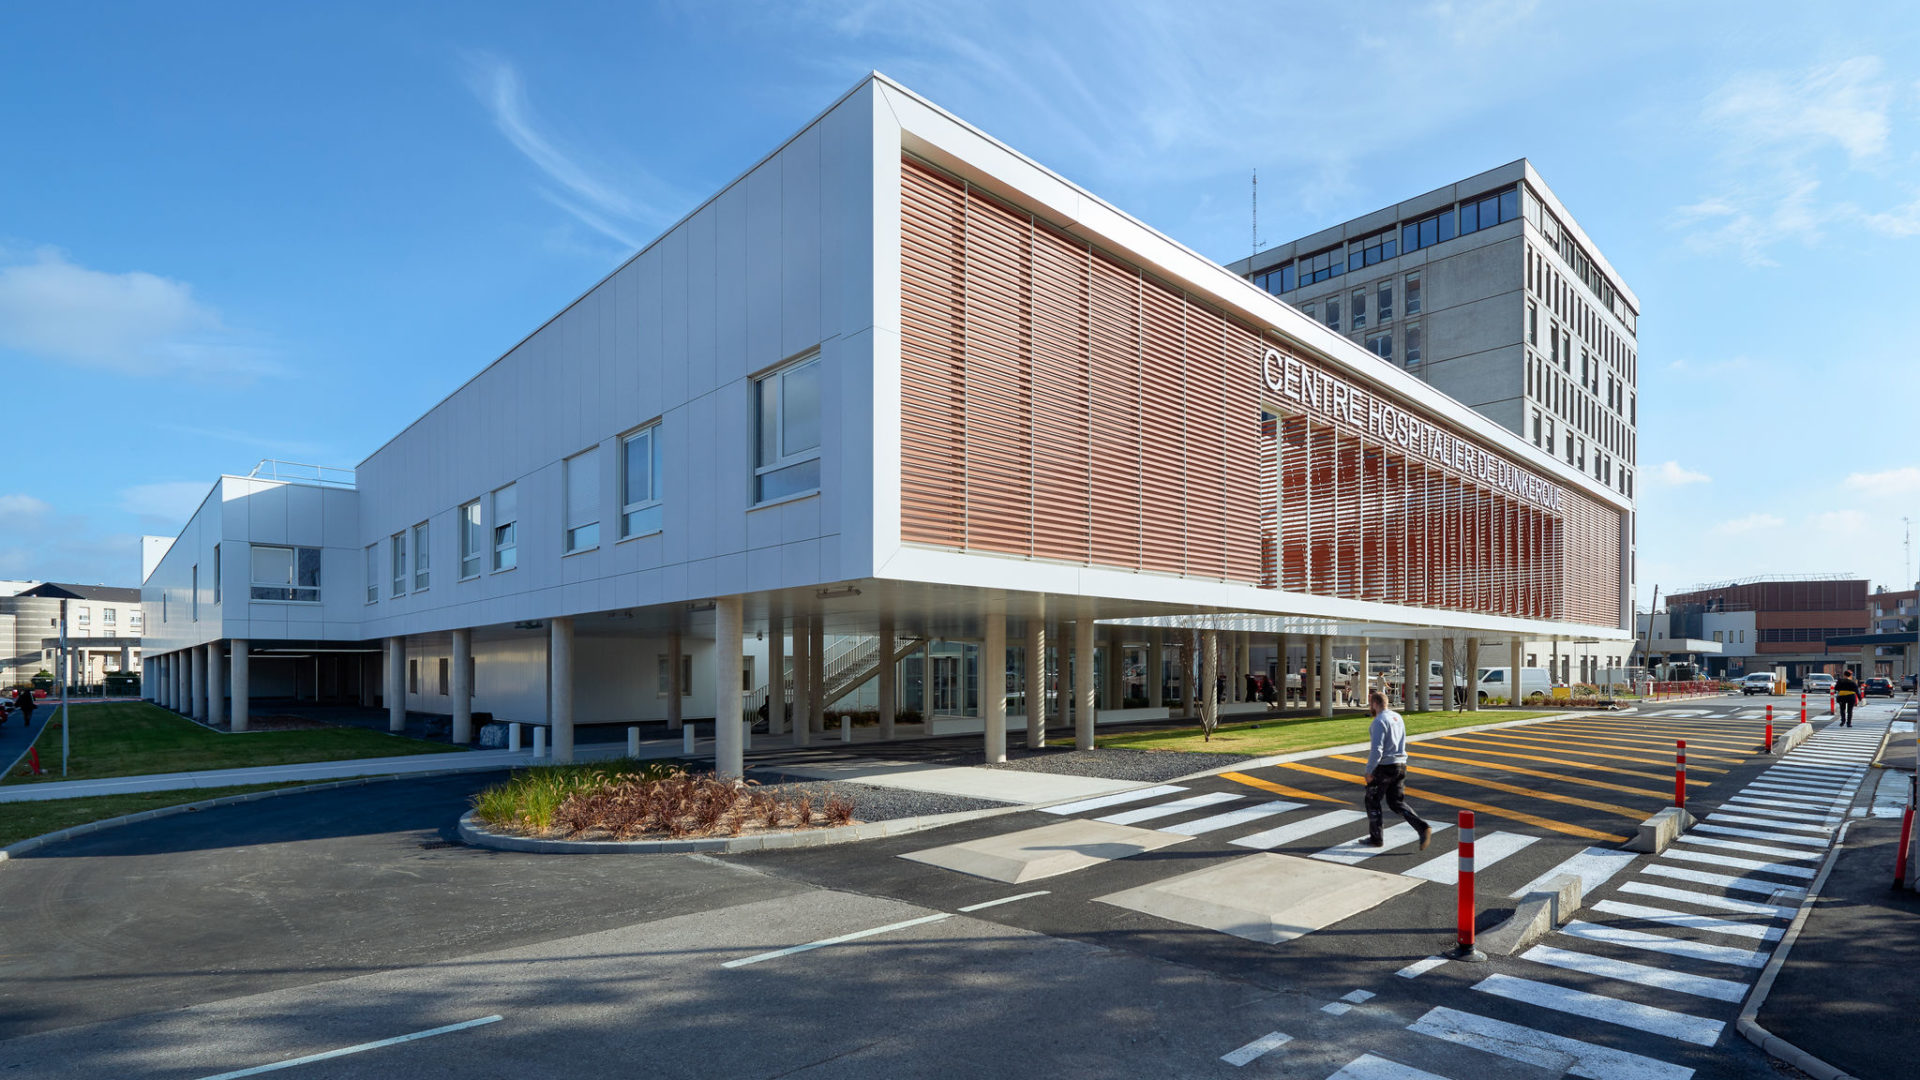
1348;231;1397;272
1458;188;1520;236
1301;247;1343;285
1405;273;1421;314
1377;280;1393;320
1404;323;1421;366
1256;264;1296;294
1401;209;1456;254
1325;296;1341;328
1351;288;1366;330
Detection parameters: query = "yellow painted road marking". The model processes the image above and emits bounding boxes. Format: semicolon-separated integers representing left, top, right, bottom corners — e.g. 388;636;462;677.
1416;739;1710;785
1471;729;1747;764
1322;755;1650;819
1220;772;1348;804
1542;721;1758;749
1441;733;1731;773
1274;761;1627;843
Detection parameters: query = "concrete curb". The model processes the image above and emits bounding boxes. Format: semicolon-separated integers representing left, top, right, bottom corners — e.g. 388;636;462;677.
0;765;518;871
1734;719;1896;1080
457;803;1029;855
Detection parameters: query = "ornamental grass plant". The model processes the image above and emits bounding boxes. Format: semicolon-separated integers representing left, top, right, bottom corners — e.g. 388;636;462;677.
471;760;855;840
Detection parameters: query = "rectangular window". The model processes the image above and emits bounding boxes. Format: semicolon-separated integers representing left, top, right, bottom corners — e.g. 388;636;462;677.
1278;264;1295;293
76;605;90;627
1349;230;1396;270
412;521;430;590
131;611;143;631
1532;411;1542;446
565;448;601;552
102;607;115;626
1405;273;1422;314
1351;288;1366;330
620;423;664;538
192;566;198;621
1377;280;1393;321
658;654;693;696
1364;331;1393;360
366;544;379;603
437;657;449;697
754;355;823;503
213;545;221;603
1401;208;1457;253
1527;302;1538;345
459;500;482;579
1299;246;1343;285
391;532;406;596
1324;297;1341;329
1404;322;1421;366
408;658;419;695
252;545;322;602
491;484;518;571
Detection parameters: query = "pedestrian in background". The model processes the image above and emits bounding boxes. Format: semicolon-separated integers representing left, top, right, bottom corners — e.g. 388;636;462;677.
1363;689;1432;848
15;687;35;728
1833;669;1858;728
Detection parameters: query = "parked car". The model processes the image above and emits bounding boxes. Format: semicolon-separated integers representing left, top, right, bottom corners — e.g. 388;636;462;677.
1863;676;1895;697
1475;666;1553;704
1803;673;1836;693
1903;674;1916;693
1740;672;1778;696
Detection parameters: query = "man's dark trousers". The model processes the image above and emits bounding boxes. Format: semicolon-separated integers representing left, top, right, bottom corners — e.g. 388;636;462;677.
1366;762;1428;840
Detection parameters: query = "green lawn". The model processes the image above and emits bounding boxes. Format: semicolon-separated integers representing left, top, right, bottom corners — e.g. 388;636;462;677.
2;702;462;786
0;782;316;848
1095;709;1553;757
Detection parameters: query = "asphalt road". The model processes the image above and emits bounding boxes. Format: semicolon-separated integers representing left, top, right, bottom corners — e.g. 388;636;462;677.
0;697;1901;1079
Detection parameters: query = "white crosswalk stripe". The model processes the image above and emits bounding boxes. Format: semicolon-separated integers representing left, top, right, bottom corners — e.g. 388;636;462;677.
1322;1054;1452;1080
1659;846;1816;878
1402;830;1536;884
1639;862;1807;900
1704;812;1831;834
1040;785;1187;815
1689;822;1830;847
1673;835;1823;861
1557;919;1771;969
1157;801;1299;836
1095;791;1240;825
1591;900;1785;941
1616;881;1797;918
1510;846;1638;899
1313;822;1449;865
1471;973;1725;1046
1406;1006;1693;1080
1519;944;1749;1002
1229;808;1367;850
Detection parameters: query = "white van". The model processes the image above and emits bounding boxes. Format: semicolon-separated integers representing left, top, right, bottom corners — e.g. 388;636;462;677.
1475;666;1553;705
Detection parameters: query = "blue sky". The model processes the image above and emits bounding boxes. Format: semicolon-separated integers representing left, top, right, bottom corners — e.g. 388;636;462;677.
4;1;1919;608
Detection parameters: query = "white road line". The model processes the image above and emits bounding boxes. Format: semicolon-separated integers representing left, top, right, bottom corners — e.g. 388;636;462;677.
1591;900;1785;941
1724;794;1836;812
1703;813;1831;835
1231;809;1368;850
1618;882;1797;919
1558;919;1770;969
1690;823;1830;848
1343;988;1378;1003
1096;791;1241;825
1314;822;1450;865
1404;830;1537;884
1041;785;1187;815
1159;800;1301;836
1675;836;1822;862
1221;1031;1292;1067
1322;1001;1355;1015
192;1016;504;1080
1406;1005;1694;1080
1660;847;1816;880
1325;1053;1451;1080
956;891;1049;912
723;913;952;968
1712;803;1836;823
1397;956;1450;979
1510;846;1639;899
1471;973;1725;1046
1743;781;1847;798
1640;863;1808;900
1521;944;1749;1002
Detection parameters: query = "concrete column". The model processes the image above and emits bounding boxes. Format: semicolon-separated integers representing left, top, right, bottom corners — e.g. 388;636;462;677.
1076;617;1097;750
119;644;132;676
1305;636;1319;711
878;612;896;741
451;629;472;744
1148;629;1163;709
1105;627;1123;710
1404;639;1417;711
1239;632;1252;701
1319;636;1335;717
1275;634;1290;705
1026;610;1047;748
1176;629;1193;718
809;616;825;734
1510;639;1526;705
1466;638;1481;711
170;654;181;711
713;598;743;778
768;609;786;737
1861;645;1875;680
666;629;683;731
792;618;812;746
1052;626;1072;729
386;636;406;732
231;639;250;733
1356;641;1371;705
983;613;1006;763
1441;638;1458;712
920;639;934;725
191;644;207;722
207;642;225;728
1417;639;1432;712
550;617;574;763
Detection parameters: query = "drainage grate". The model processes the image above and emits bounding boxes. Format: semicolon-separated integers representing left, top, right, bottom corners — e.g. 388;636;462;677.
418;840;459;850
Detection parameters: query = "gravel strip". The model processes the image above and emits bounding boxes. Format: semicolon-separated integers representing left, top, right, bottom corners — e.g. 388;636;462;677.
980;746;1252;782
742;775;1004;820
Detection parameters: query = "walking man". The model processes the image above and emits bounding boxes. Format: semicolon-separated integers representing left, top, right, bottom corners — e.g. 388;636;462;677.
15;687;35;729
1833;669;1859;728
1363;688;1432;848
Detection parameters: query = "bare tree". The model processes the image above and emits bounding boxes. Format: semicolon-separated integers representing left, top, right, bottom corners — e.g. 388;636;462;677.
1200;629;1220;741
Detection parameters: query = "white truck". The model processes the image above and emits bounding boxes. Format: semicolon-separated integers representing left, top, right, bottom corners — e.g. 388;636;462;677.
1285;658;1360;701
1474;666;1553;705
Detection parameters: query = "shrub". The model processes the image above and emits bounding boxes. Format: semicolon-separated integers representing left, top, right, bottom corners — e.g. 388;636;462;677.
472;761;857;840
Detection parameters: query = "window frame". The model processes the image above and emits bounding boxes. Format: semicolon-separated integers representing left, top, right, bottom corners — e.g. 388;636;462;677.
458;499;483;580
491;483;518;573
1403;321;1421;366
391;532;406;597
1404;272;1422;315
250;544;322;604
619;421;665;540
563;447;602;554
412;521;430;591
753;353;824;505
366;543;379;604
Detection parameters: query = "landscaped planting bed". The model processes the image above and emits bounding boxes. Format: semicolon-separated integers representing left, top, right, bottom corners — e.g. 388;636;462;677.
471;761;857;841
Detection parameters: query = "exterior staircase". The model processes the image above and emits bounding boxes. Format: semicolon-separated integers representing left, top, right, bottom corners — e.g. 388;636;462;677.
747;632;929;722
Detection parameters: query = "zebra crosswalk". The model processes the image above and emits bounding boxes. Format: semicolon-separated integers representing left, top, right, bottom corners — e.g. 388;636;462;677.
1290;712;1888;1080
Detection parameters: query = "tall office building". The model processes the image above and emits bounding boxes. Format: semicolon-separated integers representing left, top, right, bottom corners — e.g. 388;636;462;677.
1230;161;1640;683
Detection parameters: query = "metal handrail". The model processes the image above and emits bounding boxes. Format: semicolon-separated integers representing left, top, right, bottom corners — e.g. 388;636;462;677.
247;460;357;488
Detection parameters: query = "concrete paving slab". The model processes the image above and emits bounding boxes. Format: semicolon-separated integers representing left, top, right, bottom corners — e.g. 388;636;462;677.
768;760;1138;805
898;819;1187;883
1093;852;1421;945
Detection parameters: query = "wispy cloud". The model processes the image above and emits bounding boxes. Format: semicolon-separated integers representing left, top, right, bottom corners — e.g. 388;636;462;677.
120;481;212;527
0;248;275;379
159;423;333;462
1653;460;1712;485
463;51;682;252
1712;513;1783;535
0;494;51;517
1843;466;1920;497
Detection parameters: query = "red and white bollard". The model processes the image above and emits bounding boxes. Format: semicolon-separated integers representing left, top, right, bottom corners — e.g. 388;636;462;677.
1675;740;1687;810
1764;705;1774;754
1800;693;1808;724
1449;809;1487;962
1828;693;1835;716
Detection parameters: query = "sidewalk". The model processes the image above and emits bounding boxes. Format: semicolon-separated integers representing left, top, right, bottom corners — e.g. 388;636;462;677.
1753;730;1918;1080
